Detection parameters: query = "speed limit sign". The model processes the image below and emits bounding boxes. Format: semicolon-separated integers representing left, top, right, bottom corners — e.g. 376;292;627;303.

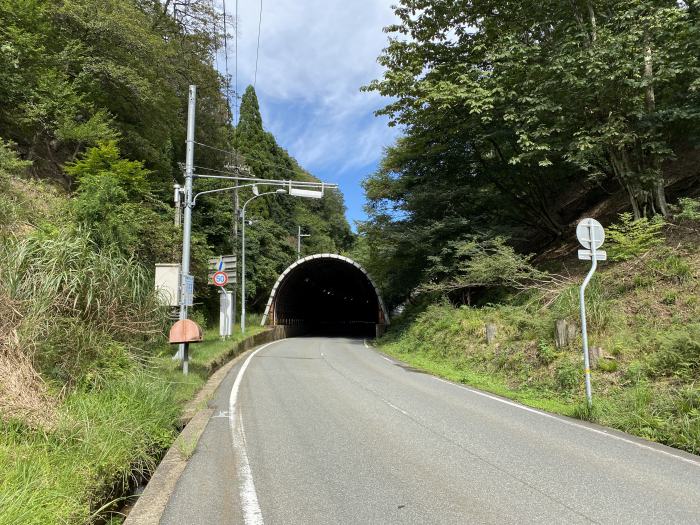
212;271;229;287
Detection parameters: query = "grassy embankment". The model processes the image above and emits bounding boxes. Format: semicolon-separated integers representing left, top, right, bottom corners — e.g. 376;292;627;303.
0;140;268;523
0;324;263;525
378;223;700;455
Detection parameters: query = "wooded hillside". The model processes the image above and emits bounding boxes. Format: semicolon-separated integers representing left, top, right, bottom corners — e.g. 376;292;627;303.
360;0;700;307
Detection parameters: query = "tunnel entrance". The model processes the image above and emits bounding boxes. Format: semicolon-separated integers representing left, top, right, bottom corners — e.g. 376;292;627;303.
261;254;389;337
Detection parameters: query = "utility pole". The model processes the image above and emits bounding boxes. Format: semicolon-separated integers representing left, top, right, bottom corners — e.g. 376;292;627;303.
176;85;197;365
232;187;239;330
297;226;310;260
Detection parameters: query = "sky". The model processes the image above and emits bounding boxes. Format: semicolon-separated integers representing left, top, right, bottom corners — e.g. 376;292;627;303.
221;0;401;229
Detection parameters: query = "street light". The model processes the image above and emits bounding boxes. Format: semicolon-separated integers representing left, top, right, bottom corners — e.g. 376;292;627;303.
297;226;310;260
240;187;287;333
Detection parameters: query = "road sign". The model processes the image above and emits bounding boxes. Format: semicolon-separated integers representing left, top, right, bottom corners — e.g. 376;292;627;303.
578;249;607;261
212;271;229;287
208;255;236;285
208;255;237;271
181;274;194;307
576;218;605;250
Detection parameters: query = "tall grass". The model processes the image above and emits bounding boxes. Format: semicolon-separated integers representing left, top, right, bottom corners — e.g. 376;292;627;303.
0;229;168;388
0;371;178;525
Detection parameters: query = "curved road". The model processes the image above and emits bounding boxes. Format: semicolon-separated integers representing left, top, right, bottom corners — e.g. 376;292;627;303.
161;337;700;524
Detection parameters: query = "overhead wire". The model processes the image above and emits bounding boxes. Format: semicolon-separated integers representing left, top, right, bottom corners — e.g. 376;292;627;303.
254;0;263;88
234;0;239;126
221;0;232;125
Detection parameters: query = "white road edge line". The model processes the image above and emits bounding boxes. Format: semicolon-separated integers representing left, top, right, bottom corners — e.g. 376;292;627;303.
382;356;392;363
430;376;700;467
229;340;283;525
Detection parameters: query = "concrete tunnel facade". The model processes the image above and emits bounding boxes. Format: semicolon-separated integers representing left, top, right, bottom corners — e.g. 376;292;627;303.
261;254;390;337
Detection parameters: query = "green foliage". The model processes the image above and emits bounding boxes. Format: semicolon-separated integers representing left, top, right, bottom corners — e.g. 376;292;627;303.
606;213;666;262
0;0;229;183
555;359;581;393
421;236;550;295
0;371;178;525
0;138;31;182
648;325;700;380
551;276;613;332
375;231;699;453
650;255;693;284
360;0;700;306
67;141;177;262
0;228;167;385
673;197;700;222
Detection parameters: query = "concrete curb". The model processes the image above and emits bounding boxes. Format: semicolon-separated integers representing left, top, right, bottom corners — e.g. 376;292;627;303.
124;326;293;525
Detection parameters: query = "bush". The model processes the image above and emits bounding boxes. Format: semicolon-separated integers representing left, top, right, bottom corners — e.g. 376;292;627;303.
0;229;168;387
67;142;178;263
555;358;581;393
606;212;665;262
648;325;700;380
673;197;700;222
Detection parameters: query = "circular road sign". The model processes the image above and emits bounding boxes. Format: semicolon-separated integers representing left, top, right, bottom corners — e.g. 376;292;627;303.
576;218;605;250
212;271;229;287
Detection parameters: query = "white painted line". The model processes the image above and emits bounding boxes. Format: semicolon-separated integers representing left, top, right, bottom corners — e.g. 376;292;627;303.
229;340;283;525
385;400;409;416
382;356;392;363
431;376;700;467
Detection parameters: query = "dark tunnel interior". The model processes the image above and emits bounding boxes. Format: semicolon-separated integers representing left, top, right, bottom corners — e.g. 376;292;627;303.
271;258;383;337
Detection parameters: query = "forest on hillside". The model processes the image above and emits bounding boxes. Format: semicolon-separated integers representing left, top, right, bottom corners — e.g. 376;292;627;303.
0;0;352;309
359;0;700;308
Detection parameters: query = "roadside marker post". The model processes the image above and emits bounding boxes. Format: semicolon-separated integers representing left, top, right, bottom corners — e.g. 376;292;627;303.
576;218;606;408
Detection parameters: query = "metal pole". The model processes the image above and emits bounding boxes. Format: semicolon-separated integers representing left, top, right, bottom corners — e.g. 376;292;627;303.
579;223;598;408
241;202;247;334
232;188;239;331
297;225;301;260
177;85;196;365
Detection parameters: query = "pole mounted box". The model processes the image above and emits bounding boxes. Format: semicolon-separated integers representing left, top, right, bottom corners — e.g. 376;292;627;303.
155;263;181;307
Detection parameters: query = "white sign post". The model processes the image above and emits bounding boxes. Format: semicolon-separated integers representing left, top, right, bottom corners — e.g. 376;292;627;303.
219;291;233;339
576;218;606;408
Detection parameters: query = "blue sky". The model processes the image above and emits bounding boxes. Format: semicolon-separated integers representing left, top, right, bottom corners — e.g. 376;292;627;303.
221;0;400;229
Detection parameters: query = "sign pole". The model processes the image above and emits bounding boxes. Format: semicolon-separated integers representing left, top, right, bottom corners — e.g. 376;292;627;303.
579;232;597;408
576;218;605;409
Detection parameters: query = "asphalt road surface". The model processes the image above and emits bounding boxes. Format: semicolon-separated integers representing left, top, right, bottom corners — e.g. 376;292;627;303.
161;337;700;524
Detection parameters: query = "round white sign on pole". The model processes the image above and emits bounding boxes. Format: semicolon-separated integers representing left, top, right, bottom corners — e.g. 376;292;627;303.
212;271;229;287
576;218;605;250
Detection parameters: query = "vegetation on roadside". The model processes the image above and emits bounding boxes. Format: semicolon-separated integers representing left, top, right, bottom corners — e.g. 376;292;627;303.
378;213;700;455
1;1;349;522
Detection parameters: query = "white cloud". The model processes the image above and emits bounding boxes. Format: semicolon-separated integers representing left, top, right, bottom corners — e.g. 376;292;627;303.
221;0;400;180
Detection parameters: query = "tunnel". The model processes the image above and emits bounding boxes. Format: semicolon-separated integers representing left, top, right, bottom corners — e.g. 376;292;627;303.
261;254;389;337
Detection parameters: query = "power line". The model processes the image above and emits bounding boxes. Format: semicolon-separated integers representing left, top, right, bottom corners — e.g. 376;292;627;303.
254;0;263;88
192;140;310;176
234;0;239;126
221;0;232;124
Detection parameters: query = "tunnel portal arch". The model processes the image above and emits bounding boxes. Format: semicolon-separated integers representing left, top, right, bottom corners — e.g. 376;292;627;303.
261;254;389;336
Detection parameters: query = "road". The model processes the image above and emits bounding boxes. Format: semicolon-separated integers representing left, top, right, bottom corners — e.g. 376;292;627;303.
161;337;700;524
